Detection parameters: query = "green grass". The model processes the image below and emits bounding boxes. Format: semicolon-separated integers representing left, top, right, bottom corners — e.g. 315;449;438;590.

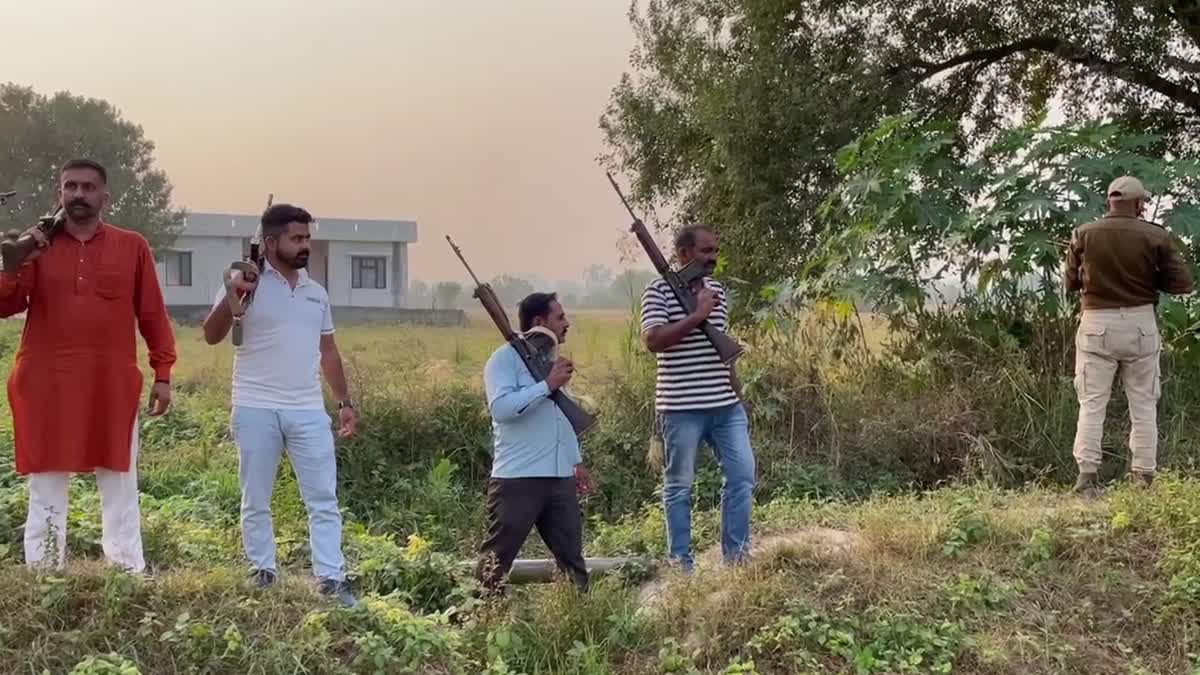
163;309;637;399
0;309;1199;673
2;478;1200;673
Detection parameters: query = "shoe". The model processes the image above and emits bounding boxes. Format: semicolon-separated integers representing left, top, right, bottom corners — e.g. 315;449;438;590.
249;569;278;590
669;557;695;576
318;578;359;608
1074;471;1102;499
1131;471;1154;489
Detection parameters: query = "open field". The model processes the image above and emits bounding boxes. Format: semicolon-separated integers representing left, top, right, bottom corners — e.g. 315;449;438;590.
165;309;642;398
0;311;1198;673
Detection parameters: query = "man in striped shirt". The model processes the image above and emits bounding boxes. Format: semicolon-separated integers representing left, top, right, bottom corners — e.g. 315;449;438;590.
640;224;755;572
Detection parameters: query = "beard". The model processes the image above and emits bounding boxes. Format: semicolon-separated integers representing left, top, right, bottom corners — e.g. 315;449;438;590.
280;251;309;269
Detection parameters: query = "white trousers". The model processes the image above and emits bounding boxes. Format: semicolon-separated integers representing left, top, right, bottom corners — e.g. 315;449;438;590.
23;421;144;573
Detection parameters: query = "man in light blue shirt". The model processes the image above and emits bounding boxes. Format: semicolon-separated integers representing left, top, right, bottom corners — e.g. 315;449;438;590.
475;292;593;593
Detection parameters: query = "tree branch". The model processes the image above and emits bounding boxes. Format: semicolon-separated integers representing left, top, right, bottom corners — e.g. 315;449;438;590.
904;38;1050;79
895;36;1200;113
1170;0;1200;52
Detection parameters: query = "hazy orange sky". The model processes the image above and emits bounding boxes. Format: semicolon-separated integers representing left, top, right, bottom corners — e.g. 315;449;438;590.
0;0;654;285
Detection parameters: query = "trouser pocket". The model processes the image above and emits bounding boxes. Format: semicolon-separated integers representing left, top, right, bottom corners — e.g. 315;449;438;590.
1137;323;1162;358
1077;323;1106;353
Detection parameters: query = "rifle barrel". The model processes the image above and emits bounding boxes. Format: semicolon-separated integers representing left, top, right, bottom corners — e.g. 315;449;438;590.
445;235;485;287
605;172;640;222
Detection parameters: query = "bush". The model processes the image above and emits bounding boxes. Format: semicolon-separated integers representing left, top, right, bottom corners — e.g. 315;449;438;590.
69;653;142;675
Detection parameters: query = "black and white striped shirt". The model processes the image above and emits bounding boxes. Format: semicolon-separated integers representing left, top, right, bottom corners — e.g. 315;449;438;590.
640;277;738;412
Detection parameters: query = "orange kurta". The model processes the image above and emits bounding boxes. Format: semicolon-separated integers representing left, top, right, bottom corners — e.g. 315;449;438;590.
0;221;176;474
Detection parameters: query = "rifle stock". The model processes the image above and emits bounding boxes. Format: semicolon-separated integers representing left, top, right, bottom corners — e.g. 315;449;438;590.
605;173;744;365
1;204;64;273
446;235;598;436
473;282;517;341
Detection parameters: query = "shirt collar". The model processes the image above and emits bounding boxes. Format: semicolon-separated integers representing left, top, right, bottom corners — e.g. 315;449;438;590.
262;257;310;286
58;218;108;243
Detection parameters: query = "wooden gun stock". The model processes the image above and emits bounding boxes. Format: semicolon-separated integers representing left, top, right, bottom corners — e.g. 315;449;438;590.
1;207;64;272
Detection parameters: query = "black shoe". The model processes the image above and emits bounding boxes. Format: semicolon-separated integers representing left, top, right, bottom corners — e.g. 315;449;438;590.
1131;471;1154;489
318;578;359;608
249;569;278;590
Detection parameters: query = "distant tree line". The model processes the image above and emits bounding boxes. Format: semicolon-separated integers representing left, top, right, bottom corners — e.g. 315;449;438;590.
408;265;658;311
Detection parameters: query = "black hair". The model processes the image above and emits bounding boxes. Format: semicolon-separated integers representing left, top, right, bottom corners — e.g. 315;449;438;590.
519;292;559;332
261;203;313;238
674;223;715;252
60;158;107;184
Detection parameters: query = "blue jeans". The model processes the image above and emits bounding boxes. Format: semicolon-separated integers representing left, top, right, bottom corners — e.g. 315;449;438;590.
231;406;346;581
660;402;756;570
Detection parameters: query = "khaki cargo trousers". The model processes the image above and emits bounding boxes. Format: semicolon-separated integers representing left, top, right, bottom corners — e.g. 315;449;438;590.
1071;304;1162;475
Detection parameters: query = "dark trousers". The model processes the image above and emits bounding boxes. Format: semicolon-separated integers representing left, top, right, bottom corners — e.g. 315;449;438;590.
475;477;589;592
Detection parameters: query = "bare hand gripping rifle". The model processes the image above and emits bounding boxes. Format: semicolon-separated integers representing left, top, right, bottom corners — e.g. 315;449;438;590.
446;235;598;436
223;193;272;345
0;190;65;273
604;172;744;364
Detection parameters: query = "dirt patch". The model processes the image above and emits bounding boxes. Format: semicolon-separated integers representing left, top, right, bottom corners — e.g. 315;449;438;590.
636;527;869;612
703;527;868;566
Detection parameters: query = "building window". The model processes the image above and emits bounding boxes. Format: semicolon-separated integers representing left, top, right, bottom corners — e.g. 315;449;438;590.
162;251;192;286
352;256;387;289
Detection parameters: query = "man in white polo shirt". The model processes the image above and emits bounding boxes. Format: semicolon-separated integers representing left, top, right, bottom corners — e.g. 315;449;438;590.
201;203;359;607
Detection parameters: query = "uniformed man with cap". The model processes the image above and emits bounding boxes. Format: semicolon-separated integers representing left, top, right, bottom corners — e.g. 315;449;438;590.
1063;176;1195;496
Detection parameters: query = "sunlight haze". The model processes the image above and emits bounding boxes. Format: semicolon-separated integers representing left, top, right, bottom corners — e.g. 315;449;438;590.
0;0;646;286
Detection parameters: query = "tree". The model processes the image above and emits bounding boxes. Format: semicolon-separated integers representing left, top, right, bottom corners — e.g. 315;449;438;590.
600;1;909;302
600;0;1200;307
408;279;431;308
608;269;658;308
0;83;185;253
489;274;536;307
795;112;1200;362
432;281;462;309
583;264;614;294
862;0;1200;140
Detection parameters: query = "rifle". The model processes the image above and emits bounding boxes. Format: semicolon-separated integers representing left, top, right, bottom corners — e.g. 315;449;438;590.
604;172;744;364
446;235;598;436
224;193;272;345
0;191;65;273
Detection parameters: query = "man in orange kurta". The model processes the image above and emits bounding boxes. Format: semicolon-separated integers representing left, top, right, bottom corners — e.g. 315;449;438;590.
0;158;176;573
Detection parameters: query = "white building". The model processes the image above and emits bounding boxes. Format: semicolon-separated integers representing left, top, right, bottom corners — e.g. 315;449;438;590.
156;211;417;311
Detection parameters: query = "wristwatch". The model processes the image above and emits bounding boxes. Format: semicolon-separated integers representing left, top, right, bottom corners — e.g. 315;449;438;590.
336;399;353;410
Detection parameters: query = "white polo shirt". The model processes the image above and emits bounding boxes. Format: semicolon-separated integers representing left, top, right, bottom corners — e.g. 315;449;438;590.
210;260;334;410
